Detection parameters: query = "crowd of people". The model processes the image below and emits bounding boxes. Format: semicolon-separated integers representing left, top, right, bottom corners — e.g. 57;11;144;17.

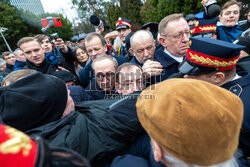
0;0;250;166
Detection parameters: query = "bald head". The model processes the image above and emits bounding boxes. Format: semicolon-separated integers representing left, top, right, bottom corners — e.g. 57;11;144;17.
130;30;155;64
130;30;154;49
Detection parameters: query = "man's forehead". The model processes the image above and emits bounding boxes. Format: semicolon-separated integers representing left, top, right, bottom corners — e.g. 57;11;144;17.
42;37;50;41
21;40;40;47
6;53;15;56
119;67;143;80
86;36;102;45
165;18;187;30
133;36;154;47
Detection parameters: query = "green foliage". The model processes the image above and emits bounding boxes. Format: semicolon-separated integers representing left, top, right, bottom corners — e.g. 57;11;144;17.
0;0;10;5
0;3;40;52
107;4;121;30
0;3;73;52
140;1;158;23
120;0;142;25
72;0;110;24
140;0;249;24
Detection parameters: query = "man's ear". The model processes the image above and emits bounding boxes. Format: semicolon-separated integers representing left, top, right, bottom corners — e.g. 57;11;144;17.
151;139;163;162
129;48;134;56
158;36;167;47
212;72;226;86
218;15;222;22
115;82;121;94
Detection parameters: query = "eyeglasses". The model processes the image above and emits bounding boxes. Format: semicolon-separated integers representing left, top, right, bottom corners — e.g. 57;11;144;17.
96;72;115;81
76;51;86;56
136;45;154;55
161;31;191;40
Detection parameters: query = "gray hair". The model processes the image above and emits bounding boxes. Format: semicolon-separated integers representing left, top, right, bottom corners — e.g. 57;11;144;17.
13;48;21;56
158;13;184;35
91;54;118;71
130;30;154;49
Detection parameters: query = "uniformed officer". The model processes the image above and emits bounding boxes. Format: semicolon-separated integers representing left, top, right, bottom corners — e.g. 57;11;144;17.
0;123;90;167
116;17;132;58
179;37;250;166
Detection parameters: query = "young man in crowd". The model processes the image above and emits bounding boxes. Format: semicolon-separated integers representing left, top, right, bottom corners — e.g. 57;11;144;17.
216;0;244;42
17;37;67;74
34;34;76;75
116;17;132;58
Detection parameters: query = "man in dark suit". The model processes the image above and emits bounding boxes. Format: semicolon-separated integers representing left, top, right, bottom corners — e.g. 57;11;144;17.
78;32;127;88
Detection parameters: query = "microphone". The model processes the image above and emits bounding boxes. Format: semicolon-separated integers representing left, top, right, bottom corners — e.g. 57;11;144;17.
205;1;221;18
45;53;58;65
90;15;103;29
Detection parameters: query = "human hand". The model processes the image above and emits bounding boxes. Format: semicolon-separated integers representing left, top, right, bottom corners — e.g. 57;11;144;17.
54;38;68;53
142;60;163;78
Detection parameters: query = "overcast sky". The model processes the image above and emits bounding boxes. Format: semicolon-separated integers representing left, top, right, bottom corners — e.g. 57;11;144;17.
40;0;78;23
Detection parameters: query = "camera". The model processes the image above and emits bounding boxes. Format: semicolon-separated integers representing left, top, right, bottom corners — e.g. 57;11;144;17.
41;17;62;39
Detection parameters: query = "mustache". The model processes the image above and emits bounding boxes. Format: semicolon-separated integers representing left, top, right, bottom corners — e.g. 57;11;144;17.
142;55;154;63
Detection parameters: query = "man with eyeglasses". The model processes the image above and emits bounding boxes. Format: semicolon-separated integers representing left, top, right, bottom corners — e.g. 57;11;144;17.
142;14;190;83
69;55;118;102
1;51;16;73
78;32;127;88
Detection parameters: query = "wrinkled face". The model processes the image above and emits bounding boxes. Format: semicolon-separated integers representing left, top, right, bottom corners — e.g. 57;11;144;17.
75;48;88;63
4;53;16;65
93;59;116;91
132;36;155;64
159;18;190;57
41;37;53;53
20;40;45;66
85;36;107;61
116;66;145;95
118;28;131;42
219;4;240;27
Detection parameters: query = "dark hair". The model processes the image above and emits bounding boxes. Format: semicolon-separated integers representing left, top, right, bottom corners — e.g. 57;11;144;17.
34;34;50;44
1;51;13;60
73;45;89;66
220;0;242;16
